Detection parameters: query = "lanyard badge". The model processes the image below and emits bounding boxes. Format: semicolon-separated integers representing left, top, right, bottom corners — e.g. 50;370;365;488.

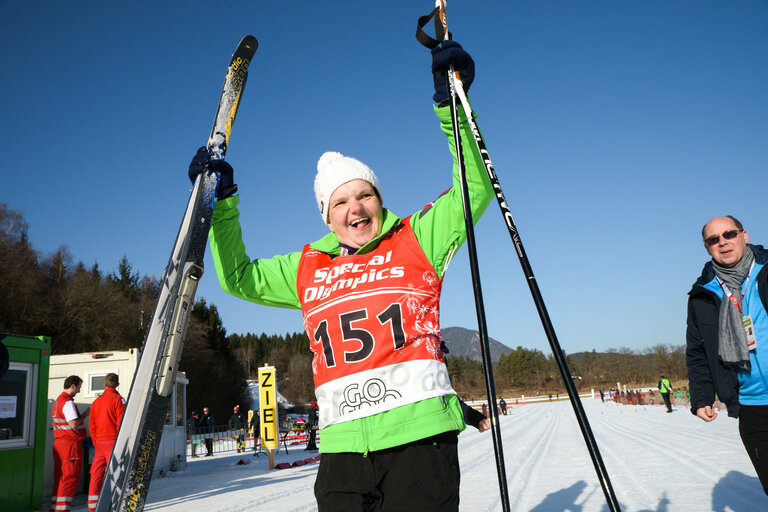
744;315;757;351
716;261;758;351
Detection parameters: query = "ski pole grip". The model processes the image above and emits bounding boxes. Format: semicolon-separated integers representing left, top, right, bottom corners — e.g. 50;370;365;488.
434;0;461;84
416;6;448;49
418;0;470;114
417;1;461;85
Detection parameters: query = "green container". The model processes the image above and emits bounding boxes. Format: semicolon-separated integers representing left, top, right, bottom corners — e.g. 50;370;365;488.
0;334;51;512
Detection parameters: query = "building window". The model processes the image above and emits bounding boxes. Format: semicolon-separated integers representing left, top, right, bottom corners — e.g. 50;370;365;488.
0;362;37;450
86;370;118;397
91;374;106;393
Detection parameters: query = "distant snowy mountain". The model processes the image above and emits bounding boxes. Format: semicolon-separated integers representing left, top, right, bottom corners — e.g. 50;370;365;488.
440;326;513;363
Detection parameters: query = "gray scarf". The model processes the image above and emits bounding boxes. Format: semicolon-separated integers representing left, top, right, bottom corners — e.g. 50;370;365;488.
712;248;755;371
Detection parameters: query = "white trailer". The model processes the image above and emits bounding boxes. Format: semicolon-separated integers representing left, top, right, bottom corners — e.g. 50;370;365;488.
44;349;188;497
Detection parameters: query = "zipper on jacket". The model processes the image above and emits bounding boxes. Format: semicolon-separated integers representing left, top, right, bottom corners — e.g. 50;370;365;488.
361;415;371;457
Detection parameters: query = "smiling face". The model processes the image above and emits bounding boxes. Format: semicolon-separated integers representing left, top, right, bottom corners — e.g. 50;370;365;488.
703;216;749;268
326;179;383;249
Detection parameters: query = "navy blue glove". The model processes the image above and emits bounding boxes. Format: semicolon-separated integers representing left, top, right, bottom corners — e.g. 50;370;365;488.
187;146;210;182
431;40;475;105
188;146;238;199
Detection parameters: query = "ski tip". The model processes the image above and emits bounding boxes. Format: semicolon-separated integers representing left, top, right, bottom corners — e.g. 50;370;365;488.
241;35;258;52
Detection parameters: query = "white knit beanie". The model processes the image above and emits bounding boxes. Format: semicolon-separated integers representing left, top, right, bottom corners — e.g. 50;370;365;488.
314;151;381;224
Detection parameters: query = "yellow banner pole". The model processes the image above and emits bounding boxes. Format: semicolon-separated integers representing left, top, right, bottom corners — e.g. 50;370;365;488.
258;364;278;469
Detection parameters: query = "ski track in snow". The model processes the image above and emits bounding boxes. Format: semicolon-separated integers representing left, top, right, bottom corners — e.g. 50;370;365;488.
69;399;768;512
506;404;562;511
587;403;761;512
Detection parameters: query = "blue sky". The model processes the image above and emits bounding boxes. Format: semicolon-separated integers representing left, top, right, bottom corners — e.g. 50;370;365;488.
2;1;767;355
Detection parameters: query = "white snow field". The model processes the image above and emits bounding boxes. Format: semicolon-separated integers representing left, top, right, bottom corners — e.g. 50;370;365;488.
74;398;768;511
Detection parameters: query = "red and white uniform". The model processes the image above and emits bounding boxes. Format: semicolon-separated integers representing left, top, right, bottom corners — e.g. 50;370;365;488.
297;218;454;427
51;391;87;512
87;387;126;512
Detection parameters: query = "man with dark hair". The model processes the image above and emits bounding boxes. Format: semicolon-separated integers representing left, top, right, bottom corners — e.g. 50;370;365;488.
187;410;200;457
51;375;89;512
87;373;125;512
306;402;319;451
250;409;261;455
229;405;245;453
200;407;215;456
687;215;768;494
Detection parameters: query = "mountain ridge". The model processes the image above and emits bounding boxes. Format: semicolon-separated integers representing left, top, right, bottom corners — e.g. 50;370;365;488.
440;326;513;363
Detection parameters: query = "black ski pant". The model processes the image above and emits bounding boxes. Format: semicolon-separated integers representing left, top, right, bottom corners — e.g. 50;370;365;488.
306;428;317;450
739;404;768;495
314;431;460;512
661;392;672;412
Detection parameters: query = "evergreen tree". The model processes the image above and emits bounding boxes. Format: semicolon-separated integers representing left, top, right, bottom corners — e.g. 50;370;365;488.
109;255;140;302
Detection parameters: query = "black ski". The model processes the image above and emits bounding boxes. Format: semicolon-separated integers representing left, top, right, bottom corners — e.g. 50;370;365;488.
95;35;258;512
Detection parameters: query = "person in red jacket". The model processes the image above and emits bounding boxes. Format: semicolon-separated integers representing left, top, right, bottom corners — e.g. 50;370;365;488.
87;373;126;512
51;375;89;512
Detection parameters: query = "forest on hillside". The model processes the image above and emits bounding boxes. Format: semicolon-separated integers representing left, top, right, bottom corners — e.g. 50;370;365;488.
447;343;687;401
0;203;313;421
0;203;687;420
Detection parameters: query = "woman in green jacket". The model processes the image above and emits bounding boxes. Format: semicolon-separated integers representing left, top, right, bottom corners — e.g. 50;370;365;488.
190;40;493;511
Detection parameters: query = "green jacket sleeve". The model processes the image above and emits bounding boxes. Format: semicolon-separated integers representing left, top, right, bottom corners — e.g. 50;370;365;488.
208;103;493;306
208;195;303;309
410;103;494;277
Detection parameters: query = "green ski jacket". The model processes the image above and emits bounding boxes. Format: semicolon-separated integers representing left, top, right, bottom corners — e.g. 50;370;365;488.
208;104;494;453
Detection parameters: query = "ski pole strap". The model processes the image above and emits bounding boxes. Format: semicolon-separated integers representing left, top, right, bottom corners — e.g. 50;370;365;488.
416;7;450;49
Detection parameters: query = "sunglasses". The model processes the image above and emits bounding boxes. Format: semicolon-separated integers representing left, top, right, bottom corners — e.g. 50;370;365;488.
704;229;742;248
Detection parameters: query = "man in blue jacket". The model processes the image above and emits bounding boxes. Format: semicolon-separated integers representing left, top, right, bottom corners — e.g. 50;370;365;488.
686;215;768;494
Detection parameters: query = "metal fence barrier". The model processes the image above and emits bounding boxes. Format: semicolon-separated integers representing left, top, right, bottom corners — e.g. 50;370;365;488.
595;389;699;410
187;424;319;457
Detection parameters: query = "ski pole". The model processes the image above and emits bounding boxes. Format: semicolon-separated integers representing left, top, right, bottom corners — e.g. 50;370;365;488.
417;3;622;511
421;1;511;510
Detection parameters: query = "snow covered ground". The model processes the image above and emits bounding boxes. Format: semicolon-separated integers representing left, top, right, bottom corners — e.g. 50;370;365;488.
73;397;768;511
